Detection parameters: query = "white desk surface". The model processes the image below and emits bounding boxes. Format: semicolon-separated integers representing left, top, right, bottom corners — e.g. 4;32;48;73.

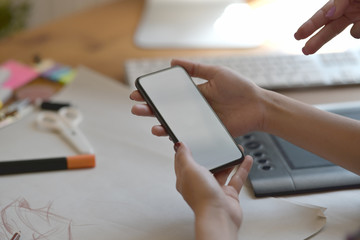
0;66;359;240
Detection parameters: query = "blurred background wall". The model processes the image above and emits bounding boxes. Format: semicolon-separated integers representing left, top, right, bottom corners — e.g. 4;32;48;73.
0;0;119;38
27;0;119;28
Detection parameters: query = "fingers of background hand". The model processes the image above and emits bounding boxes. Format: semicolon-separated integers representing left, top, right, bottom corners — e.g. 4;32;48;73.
171;59;218;80
331;0;351;19
227;155;253;194
301;16;350;55
129;90;144;101
350;22;360;38
151;125;168;136
131;104;154;116
294;1;333;40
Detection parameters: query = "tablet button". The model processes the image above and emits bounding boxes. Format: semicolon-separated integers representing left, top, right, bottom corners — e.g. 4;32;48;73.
243;134;253;140
261;165;273;171
253;151;265;158
257;158;268;164
245;141;261;149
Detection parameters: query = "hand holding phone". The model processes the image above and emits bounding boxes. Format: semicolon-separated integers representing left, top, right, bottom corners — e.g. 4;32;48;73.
135;66;244;173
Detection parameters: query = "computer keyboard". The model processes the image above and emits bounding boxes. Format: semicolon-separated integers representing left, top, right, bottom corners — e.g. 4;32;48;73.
125;48;360;90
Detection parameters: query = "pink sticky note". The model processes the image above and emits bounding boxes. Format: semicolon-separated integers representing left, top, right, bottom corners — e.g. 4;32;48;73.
1;60;39;90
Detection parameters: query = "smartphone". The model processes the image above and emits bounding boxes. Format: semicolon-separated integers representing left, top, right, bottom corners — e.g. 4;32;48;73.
135;66;244;173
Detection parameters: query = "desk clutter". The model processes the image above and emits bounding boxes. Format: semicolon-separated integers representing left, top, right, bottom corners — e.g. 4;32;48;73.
0;58;79;145
0;66;359;239
0;58;76;108
0;59;94;177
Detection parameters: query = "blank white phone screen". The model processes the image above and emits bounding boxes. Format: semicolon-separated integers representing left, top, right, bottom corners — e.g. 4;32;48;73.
137;66;243;171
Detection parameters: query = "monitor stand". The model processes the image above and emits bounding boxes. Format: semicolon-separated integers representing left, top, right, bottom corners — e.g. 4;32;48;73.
134;0;264;49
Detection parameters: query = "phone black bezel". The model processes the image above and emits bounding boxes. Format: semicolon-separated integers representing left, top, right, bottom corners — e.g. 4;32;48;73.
135;66;244;173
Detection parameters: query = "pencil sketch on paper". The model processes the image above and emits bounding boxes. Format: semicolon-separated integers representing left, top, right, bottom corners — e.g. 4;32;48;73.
0;197;73;240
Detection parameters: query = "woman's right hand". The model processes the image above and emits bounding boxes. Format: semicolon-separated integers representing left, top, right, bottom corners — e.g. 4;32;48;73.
130;59;268;138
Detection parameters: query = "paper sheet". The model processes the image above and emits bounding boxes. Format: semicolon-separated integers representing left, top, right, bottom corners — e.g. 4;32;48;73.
1;60;38;89
0;66;359;240
239;195;326;239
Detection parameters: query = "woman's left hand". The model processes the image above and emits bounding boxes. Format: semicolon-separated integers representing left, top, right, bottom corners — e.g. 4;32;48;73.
174;142;253;240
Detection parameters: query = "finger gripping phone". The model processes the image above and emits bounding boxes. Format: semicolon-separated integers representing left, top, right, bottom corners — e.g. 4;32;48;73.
135;66;244;173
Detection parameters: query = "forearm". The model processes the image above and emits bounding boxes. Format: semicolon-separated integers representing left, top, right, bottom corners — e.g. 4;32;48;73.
262;90;360;175
195;208;239;240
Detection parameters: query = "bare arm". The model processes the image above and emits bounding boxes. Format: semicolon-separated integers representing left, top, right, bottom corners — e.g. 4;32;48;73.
262;89;360;174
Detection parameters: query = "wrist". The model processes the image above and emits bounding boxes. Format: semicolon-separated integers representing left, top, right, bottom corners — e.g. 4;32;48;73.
254;87;277;133
194;206;240;240
259;88;300;135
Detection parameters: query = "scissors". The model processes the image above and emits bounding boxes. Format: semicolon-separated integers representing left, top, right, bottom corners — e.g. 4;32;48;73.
36;107;94;154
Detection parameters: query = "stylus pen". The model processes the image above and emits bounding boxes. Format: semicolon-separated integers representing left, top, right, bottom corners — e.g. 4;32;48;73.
0;154;96;175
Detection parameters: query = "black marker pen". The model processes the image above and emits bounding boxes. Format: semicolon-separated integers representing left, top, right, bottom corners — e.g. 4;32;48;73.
39;100;71;111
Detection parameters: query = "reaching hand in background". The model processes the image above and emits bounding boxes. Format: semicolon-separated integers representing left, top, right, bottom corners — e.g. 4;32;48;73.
294;0;360;55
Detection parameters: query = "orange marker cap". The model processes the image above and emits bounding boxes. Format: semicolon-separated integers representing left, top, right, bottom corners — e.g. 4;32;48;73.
66;154;96;169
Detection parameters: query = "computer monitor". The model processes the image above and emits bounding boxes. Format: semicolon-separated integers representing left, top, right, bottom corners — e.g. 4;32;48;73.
134;0;264;49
